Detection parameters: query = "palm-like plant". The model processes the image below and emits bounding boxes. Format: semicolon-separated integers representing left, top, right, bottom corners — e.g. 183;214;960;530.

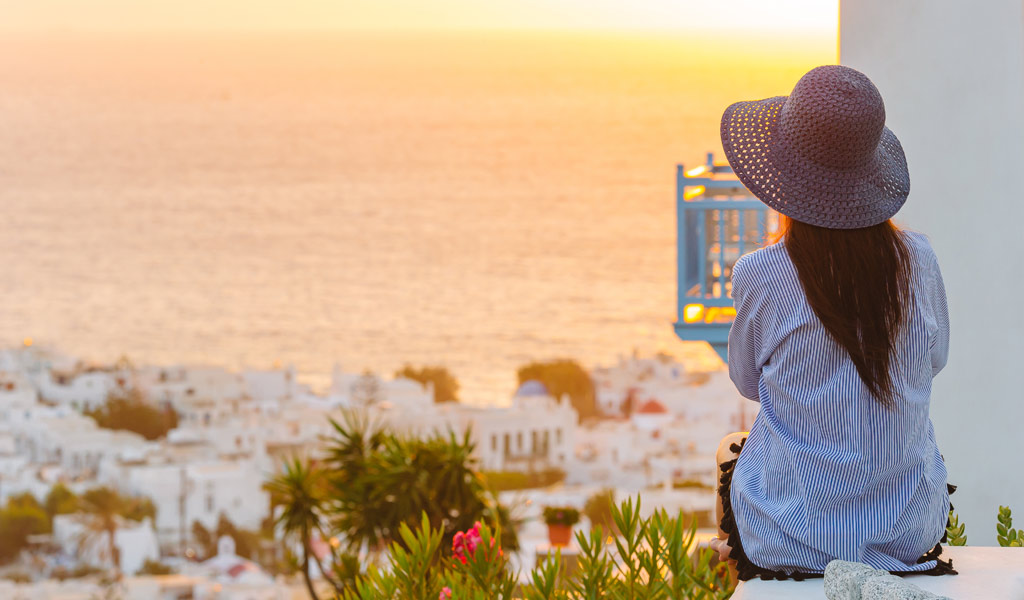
266;458;336;600
79;488;124;577
326;414;517;555
323;411;388;553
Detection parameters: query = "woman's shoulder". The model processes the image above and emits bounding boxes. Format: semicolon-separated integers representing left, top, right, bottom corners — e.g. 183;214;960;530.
901;229;942;270
902;229;934;252
734;242;793;279
732;242;797;295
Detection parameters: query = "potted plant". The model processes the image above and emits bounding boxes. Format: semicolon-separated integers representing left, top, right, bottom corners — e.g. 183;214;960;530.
543;506;580;546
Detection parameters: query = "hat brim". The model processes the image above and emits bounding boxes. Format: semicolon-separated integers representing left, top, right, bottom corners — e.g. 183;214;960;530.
720;96;910;229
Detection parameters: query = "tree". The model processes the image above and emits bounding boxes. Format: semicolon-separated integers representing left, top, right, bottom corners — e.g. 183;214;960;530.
517;359;597;421
325;414;517;555
215;514;262;560
138;559;174;575
266;458;335;600
85;389;179;440
583;488;619;536
0;501;50;564
192;520;217;559
266;413;519;598
394;365;460;403
192;515;264;562
322;412;388;553
79;488;124;576
77;487;157;576
7;493;48;524
120;495;157;523
45;483;79;518
351;372;382;408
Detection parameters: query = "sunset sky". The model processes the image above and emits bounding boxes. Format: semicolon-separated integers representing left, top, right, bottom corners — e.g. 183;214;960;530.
2;0;837;33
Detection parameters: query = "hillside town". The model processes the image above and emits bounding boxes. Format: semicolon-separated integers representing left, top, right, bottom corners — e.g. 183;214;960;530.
0;342;756;598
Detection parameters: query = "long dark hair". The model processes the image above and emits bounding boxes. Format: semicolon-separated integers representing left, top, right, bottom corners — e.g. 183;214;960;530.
775;216;915;407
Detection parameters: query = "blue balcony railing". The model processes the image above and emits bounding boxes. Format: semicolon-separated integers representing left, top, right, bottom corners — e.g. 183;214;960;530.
674;153;778;362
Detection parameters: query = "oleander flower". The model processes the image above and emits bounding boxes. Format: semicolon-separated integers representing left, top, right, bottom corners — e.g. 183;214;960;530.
452;521;502;564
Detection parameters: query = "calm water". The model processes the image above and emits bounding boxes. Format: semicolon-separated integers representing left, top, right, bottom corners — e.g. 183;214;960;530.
0;32;832;404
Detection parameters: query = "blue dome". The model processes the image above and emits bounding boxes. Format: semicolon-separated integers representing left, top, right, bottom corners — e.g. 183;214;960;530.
515;380;549;397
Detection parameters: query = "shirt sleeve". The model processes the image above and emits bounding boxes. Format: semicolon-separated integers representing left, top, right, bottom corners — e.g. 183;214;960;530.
728;255;768;401
928;252;950;376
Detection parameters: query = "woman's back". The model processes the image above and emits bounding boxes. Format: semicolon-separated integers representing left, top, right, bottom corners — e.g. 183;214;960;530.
726;230;951;574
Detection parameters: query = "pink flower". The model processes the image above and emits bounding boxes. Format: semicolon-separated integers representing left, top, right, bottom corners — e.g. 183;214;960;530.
452;522;486;564
439;587;452;600
451;521;506;567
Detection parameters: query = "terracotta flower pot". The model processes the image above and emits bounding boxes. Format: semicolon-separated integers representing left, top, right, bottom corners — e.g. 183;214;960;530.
547;523;573;547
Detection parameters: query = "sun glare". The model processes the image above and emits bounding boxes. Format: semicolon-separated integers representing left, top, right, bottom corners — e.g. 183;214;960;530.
0;0;838;34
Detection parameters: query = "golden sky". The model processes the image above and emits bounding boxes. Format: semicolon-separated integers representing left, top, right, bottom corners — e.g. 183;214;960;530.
2;0;837;33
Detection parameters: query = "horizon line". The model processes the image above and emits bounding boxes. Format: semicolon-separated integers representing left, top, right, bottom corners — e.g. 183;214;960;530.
0;25;837;37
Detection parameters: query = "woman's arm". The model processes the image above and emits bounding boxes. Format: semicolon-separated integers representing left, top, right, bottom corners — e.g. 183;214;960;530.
728;256;767;401
928;252;950;376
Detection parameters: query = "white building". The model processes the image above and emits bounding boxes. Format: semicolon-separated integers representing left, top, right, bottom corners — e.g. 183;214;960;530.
35;370;124;412
137;366;247;414
17;412;151;477
374;379;577;473
325;366;435;409
593;354;689;417
592;355;756;429
52;513;161;575
106;455;269;548
242;367;303;405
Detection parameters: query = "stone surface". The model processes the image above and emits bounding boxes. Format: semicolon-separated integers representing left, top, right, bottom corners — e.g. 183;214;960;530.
860;576;949;600
823;560;888;600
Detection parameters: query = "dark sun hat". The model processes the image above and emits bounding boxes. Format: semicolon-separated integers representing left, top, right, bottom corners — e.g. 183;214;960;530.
720;65;909;229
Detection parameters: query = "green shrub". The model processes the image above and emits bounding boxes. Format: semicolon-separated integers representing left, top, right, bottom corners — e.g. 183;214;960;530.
542;506;580;527
517;360;597;421
946;505;1024;547
395;365;461;404
583;488;618;535
1;571;30;583
946;509;966;546
997;506;1023;547
483;469;565;492
138;559;175;575
672;479;714;491
51;564;102;580
0;501;50;564
192;516;260;560
45;483;79;518
340;498;732;600
85;389;178;440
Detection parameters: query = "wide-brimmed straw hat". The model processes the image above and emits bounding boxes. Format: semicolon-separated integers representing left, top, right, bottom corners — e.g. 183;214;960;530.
720;65;909;229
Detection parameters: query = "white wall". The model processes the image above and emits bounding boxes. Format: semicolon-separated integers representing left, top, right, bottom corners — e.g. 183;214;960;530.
841;0;1024;544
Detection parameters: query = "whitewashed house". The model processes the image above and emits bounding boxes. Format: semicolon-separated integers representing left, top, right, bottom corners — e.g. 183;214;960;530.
36;370;123;412
137;366;247;414
325;366;435;409
111;455;269;547
592;355;755;428
52;513;161;575
372;379;578;473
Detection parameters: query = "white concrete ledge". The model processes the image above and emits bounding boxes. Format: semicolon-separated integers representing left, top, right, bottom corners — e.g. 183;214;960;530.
731;547;1024;599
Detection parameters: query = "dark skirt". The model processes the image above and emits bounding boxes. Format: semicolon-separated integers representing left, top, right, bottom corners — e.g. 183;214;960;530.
718;436;958;581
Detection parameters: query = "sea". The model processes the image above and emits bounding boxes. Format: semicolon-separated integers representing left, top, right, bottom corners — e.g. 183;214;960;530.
0;31;834;405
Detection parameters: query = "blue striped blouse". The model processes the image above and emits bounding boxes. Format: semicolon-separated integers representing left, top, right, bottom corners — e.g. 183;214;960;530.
727;230;951;574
